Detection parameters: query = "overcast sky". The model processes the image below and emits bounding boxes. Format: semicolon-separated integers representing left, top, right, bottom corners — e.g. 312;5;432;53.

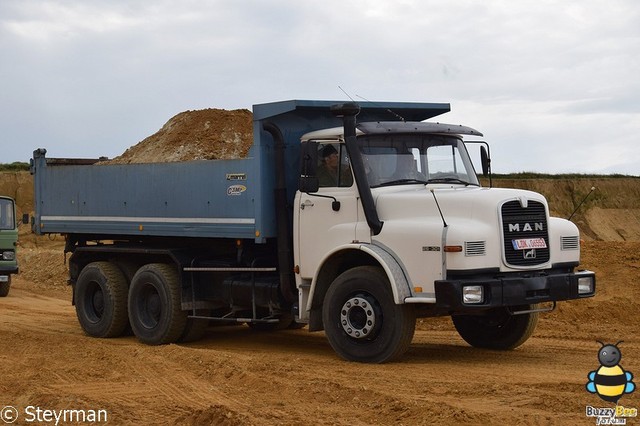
1;0;638;174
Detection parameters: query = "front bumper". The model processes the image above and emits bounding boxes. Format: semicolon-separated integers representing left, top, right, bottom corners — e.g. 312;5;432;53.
0;265;18;275
435;269;595;313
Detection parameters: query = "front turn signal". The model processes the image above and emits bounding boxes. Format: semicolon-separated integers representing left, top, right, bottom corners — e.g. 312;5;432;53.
443;245;463;253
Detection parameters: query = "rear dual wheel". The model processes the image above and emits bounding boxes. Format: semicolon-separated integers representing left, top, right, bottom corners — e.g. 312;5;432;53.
128;263;188;345
77;261;200;345
75;262;129;338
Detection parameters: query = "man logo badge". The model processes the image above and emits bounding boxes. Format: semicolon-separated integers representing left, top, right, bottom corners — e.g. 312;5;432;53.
524;249;537;259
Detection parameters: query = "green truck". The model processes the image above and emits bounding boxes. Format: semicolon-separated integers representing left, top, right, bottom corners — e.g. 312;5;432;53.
0;196;19;297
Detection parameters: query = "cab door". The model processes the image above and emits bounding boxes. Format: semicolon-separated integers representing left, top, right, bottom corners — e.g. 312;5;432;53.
295;188;361;279
294;143;359;280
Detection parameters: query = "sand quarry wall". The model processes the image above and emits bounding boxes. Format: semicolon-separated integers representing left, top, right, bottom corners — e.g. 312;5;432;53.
2;170;639;242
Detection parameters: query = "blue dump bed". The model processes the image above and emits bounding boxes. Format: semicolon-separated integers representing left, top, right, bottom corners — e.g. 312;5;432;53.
32;99;449;242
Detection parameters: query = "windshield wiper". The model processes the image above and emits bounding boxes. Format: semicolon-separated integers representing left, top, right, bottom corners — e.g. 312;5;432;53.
377;178;430;187
427;177;479;186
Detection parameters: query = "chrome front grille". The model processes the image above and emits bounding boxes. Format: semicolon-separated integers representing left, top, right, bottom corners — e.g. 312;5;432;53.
501;200;550;266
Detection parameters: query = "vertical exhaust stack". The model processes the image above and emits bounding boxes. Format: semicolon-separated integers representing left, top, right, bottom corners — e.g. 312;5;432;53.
331;103;383;235
262;122;296;304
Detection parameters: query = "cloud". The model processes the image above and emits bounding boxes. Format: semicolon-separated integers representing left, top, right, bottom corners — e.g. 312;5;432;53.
0;0;638;174
2;2;140;42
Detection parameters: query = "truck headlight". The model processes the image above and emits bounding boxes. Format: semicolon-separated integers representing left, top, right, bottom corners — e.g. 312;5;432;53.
578;276;594;295
462;285;484;304
1;251;15;261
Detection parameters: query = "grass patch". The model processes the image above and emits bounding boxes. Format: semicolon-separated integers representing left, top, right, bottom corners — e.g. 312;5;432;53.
487;172;639;179
0;162;30;172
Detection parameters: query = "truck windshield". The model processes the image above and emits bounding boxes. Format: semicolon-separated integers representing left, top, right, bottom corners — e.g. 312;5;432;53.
0;198;15;230
357;134;480;188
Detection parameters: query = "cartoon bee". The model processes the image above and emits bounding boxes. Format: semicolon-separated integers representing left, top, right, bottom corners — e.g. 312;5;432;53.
586;341;635;403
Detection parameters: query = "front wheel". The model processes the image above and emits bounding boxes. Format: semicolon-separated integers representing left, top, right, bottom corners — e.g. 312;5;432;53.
452;305;539;350
0;276;11;297
128;263;187;345
322;266;416;363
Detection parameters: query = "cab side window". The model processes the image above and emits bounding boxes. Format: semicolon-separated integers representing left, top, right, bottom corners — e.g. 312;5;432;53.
317;144;353;188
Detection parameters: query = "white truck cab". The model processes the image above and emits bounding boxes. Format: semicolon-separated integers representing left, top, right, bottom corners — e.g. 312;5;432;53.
294;104;595;362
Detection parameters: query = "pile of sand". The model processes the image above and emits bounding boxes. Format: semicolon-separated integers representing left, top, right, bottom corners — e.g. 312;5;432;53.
104;108;254;164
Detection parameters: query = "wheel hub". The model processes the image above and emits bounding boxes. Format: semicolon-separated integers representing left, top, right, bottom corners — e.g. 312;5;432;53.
340;296;376;339
138;285;162;329
91;289;105;317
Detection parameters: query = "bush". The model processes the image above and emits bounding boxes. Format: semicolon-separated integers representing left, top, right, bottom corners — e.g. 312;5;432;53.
0;162;30;172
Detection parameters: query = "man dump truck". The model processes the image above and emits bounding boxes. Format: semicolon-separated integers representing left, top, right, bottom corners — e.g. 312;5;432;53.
31;100;596;363
0;196;19;297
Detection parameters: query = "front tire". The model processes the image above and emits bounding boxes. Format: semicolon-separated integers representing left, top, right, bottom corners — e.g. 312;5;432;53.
322;266;416;363
128;263;187;345
452;305;539;350
75;262;129;337
0;276;11;297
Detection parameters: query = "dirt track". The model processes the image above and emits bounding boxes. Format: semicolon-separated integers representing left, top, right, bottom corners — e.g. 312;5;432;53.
1;238;638;425
1;173;640;424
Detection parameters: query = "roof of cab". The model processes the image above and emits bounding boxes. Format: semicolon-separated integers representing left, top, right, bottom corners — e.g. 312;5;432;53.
301;121;483;141
252;99;450;122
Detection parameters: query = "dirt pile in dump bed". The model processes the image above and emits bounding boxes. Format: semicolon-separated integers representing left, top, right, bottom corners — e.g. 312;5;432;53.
104;108;254;164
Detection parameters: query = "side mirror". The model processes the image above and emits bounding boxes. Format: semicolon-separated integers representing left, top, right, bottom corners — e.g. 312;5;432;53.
299;176;319;193
299;141;319;193
480;145;491;177
21;213;29;225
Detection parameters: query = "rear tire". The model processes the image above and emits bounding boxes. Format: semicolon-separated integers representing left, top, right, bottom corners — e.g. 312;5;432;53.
322;266;415;363
452;305;539;350
128;263;187;345
0;276;11;297
75;262;129;338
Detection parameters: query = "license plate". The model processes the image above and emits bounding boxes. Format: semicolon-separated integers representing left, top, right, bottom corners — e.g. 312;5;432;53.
512;238;547;250
0;276;8;282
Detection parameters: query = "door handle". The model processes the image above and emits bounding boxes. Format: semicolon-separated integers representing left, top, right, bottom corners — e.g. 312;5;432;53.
300;200;314;210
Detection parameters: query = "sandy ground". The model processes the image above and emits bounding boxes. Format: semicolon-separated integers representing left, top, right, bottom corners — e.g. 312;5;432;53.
0;238;638;426
2;172;640;424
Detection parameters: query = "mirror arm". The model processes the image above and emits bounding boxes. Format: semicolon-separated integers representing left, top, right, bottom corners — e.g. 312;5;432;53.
304;192;340;211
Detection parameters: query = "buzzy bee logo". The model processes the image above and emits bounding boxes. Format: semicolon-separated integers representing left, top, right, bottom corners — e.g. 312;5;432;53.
585;341;637;425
